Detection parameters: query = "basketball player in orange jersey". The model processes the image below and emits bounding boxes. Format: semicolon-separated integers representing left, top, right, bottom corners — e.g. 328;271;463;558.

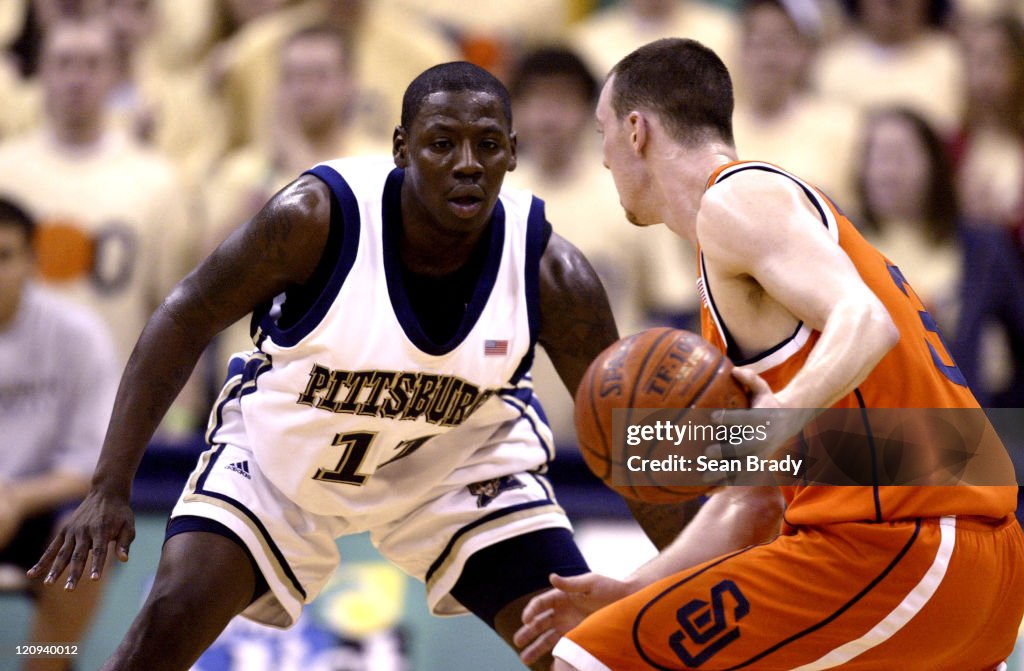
514;38;1024;670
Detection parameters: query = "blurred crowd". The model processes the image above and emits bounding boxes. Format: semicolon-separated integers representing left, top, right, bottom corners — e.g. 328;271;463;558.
0;0;1022;448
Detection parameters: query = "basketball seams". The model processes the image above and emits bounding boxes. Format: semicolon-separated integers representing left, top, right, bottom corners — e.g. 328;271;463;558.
625;329;681;500
626;328;678;409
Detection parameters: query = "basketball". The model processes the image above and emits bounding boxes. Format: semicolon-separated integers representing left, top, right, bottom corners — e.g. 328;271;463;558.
574;327;750;503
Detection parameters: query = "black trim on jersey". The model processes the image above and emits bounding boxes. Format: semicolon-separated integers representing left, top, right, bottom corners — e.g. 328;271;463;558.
701;250;807;367
382;168;507;356
510;197;552;385
499;385;555;463
714;164;829;227
207;361;244;443
450;527;588;627
193;444;307;601
424;499;555;585
854;387;884;522
632;520;921;670
700;252;744;364
252;165;361;348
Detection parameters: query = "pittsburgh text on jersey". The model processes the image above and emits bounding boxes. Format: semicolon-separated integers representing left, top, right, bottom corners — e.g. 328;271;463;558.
296;363;496;427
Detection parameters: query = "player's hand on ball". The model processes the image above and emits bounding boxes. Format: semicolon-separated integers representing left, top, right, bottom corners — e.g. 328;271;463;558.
703;367;816;486
514;572;633;665
27;488;136;590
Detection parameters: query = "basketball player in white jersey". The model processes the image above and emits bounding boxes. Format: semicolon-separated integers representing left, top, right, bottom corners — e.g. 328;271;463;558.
28;62;640;670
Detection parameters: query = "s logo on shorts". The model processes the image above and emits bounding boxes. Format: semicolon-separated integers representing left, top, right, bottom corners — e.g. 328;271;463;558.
668;579;750;667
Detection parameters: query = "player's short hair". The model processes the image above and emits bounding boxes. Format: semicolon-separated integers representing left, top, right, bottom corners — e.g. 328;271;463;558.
0;196;35;243
508;46;599;104
609;38;734;147
401;61;512;130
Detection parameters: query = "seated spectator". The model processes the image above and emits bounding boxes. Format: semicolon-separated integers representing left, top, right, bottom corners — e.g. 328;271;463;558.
813;0;964;134
0;17;198;434
855;107;961;332
950;14;1024;406
0;196;118;671
105;0;228;189
210;0;460;149
952;13;1024;243
732;0;863;210
202;24;389;363
568;0;740;80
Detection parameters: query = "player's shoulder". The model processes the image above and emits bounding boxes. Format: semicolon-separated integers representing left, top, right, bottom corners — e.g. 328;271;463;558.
539;230;593;282
698;162;823;253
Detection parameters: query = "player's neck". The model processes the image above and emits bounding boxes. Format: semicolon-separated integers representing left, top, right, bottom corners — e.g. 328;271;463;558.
655;143;737;243
397;209;488;277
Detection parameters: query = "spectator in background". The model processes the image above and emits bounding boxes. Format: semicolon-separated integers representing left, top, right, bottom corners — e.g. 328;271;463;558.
731;0;862;210
568;0;740;87
388;0;570;78
0;0;108;139
202;24;389;364
0;17;198;434
0;0;35;139
210;0;460;150
0;197;118;671
506;45;698;448
855;107;961;332
145;0;220;73
105;0;228;189
813;0;964;135
953;13;1024;240
950;14;1024;407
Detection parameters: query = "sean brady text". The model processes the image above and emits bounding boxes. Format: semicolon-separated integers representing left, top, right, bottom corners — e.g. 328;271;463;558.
626;455;804;474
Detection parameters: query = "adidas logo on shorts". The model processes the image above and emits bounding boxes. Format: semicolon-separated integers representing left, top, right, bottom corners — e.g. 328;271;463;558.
225;460;251;479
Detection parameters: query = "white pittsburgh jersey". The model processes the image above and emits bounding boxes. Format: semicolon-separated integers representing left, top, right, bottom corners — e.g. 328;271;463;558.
228;156;553;519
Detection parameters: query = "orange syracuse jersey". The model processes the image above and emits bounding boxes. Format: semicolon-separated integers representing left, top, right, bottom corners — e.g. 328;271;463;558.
697;161;1017;525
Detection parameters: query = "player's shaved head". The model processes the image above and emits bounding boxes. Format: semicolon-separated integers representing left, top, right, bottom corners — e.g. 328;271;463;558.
401;61;512;130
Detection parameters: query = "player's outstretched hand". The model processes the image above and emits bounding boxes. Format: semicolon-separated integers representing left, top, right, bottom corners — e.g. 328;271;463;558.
514;572;633;666
26;489;136;590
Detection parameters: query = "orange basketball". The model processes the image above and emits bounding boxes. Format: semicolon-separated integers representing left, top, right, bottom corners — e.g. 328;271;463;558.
574;327;750;503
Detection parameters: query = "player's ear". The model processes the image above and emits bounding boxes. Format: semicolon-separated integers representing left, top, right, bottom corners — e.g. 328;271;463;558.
393;126;409;167
628;111;647;155
507;131;517;172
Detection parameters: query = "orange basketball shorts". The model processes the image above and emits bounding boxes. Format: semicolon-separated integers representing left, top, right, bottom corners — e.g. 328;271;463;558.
555;515;1024;670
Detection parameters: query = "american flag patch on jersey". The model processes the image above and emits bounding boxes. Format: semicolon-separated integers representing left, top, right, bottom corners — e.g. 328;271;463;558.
484;339;509;356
